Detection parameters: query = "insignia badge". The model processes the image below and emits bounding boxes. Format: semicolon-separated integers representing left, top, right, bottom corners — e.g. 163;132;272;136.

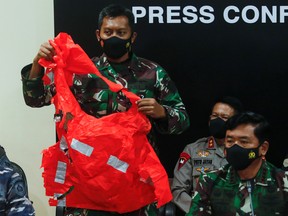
208;137;215;149
197;150;210;157
248;151;256;159
196;167;210;173
14;181;26;197
177;152;191;170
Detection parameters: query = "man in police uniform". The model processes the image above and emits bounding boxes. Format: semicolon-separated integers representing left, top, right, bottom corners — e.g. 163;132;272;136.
171;96;243;214
0;145;35;215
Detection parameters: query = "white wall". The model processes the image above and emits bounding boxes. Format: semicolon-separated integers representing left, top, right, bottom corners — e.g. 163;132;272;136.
0;1;55;215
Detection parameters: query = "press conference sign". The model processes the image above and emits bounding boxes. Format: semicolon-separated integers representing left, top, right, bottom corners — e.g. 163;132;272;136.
132;5;288;24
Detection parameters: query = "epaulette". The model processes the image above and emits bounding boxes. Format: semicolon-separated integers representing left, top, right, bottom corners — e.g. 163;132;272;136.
207;136;215;149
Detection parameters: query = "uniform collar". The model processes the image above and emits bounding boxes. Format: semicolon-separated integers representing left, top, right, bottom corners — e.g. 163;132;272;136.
95;53;143;73
226;160;272;185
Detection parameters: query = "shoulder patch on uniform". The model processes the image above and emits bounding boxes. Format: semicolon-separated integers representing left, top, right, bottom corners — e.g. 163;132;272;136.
177;152;191;170
14;180;26;197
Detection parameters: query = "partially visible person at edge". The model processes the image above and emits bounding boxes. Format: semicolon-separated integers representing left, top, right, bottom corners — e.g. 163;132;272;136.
171;96;243;214
187;112;288;216
0;145;35;215
21;4;190;216
283;153;288;171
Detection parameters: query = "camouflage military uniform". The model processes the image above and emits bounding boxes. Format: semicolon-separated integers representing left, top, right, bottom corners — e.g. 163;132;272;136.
22;54;190;152
21;53;190;216
171;137;227;213
187;160;288;216
0;146;35;215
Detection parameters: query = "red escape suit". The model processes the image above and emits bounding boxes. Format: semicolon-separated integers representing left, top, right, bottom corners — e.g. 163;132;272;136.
40;32;172;213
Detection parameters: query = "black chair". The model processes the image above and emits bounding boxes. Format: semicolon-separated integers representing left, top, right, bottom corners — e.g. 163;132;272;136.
158;202;176;216
56;206;65;216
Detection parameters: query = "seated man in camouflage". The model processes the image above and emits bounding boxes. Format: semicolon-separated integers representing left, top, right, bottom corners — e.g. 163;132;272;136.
0;145;35;215
187;112;288;216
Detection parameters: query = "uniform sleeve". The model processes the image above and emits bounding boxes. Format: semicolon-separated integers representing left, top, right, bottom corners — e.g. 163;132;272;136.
187;173;212;216
171;146;193;213
153;66;190;134
6;173;35;216
21;64;52;107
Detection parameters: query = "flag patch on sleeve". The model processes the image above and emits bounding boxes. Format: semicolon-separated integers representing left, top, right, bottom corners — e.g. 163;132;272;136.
177;152;191;170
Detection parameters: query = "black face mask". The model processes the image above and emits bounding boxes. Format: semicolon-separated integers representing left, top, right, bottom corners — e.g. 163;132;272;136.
225;144;261;170
100;36;131;59
209;117;227;139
